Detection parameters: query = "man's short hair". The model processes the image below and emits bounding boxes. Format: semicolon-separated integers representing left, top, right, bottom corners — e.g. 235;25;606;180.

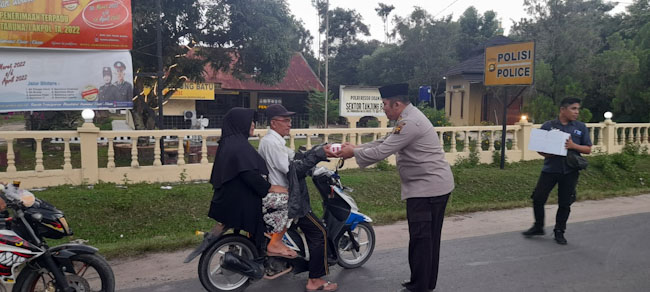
560;97;581;108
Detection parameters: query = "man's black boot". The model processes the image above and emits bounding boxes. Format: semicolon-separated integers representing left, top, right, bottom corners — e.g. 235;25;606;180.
554;229;567;245
522;225;545;237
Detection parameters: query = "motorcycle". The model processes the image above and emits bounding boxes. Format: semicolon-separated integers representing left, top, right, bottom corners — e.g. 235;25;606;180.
0;182;115;292
186;159;375;292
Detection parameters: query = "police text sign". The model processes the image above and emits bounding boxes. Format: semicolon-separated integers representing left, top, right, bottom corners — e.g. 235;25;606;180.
339;85;385;117
484;42;535;86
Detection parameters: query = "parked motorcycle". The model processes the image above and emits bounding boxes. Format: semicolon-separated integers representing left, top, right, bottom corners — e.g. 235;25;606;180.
186;159;375;292
0;182;115;292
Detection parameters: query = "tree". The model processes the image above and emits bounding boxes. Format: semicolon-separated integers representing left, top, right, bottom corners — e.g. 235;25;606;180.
130;0;305;129
319;7;370;56
456;7;500;60
306;90;339;126
375;3;395;43
392;7;459;99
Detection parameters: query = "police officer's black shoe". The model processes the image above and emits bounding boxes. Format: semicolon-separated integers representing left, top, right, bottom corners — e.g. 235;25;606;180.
554;229;567;245
522;225;545;237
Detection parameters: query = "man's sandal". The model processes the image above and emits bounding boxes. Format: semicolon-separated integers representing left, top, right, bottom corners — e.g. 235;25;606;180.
305;281;338;292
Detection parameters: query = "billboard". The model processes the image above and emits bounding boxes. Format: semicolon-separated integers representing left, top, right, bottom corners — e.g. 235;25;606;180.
0;48;133;112
144;82;216;100
339;85;385;117
0;0;132;50
484;41;535;86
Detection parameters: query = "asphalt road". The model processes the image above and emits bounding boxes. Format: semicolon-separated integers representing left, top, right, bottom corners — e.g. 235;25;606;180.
120;212;650;292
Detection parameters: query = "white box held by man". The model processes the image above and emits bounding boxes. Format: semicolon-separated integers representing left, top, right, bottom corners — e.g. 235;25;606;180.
528;128;570;156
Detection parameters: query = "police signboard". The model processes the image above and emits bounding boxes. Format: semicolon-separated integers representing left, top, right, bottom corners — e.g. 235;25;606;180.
339;85;385;117
484;41;535;86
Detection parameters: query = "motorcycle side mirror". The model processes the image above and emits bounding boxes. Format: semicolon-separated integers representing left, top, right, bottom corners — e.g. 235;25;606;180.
336;158;345;173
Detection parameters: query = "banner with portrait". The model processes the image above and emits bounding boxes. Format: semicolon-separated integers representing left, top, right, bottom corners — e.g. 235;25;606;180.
0;0;132;50
0;48;133;112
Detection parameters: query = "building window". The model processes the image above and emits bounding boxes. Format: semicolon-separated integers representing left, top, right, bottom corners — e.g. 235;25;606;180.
460;92;464;119
449;93;453;117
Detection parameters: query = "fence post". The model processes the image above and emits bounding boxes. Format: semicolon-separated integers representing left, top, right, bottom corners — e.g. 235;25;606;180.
77;122;100;184
602;119;617;154
516;117;533;161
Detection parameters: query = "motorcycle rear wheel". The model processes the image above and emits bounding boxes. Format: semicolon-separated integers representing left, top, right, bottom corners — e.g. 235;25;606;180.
198;236;258;292
336;222;375;269
15;253;115;292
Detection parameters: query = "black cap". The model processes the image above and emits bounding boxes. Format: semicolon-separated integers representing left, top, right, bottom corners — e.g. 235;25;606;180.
102;67;112;76
114;61;126;70
266;104;295;120
379;83;409;99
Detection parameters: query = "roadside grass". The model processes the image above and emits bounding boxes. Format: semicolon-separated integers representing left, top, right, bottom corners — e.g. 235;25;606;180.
0;114;25;126
23;153;650;259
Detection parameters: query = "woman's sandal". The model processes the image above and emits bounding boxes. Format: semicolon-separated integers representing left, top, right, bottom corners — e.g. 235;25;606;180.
305;281;338;292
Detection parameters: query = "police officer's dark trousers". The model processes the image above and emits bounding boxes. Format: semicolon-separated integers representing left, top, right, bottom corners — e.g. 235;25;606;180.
296;211;329;279
405;193;450;292
531;171;579;231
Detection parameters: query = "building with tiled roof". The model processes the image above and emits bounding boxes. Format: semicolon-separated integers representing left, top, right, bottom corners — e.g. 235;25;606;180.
444;36;525;126
163;52;323;129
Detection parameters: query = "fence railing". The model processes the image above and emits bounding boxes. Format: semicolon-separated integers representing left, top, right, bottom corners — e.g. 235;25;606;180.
1;119;648;188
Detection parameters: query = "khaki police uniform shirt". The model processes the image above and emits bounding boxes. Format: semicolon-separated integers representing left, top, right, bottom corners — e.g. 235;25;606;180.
353;104;455;200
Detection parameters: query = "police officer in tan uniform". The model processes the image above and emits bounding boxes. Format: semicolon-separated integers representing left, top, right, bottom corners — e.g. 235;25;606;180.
338;83;454;292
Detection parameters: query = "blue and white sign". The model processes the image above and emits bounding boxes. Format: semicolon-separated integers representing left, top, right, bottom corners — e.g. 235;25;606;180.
0;48;133;112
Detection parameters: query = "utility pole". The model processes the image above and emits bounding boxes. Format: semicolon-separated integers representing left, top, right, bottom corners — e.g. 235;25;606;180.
156;0;165;164
324;0;329;128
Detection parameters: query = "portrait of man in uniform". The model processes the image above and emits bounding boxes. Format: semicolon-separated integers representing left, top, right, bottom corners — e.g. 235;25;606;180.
98;67;118;102
113;61;133;102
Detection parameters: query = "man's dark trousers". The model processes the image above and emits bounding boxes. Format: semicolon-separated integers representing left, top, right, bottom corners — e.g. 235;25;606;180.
405;194;450;292
531;171;579;231
296;211;329;278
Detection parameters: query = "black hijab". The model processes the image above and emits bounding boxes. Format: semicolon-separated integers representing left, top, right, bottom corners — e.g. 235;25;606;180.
209;108;268;189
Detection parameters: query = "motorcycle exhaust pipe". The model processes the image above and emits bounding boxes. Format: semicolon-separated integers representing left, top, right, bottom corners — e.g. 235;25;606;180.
221;252;264;280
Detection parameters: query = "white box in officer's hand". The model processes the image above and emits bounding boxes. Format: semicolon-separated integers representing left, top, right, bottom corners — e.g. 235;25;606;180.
528;128;570;156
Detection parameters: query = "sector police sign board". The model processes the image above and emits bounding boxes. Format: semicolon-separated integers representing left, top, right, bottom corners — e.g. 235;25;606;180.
339;85;385;117
484;41;535;86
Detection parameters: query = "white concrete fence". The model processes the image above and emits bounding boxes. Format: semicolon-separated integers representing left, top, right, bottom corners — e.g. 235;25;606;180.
1;118;648;188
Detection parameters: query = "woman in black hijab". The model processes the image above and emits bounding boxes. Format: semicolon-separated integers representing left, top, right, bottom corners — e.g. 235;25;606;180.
207;107;286;248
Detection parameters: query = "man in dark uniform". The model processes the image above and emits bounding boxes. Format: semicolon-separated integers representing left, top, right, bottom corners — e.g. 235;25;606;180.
97;67;118;102
522;97;592;244
338;83;455;292
113;61;133;102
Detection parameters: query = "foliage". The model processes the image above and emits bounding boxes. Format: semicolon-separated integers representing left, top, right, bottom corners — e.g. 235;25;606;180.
418;105;451;127
375;159;394;171
454;142;480;168
578;107;593;123
130;0;309;129
456;7;501;60
306;90;340;126
375;3;396;43
25;112;81;130
522;95;556;124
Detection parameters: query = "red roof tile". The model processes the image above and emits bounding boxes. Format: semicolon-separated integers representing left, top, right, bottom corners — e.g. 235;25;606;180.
203;53;324;92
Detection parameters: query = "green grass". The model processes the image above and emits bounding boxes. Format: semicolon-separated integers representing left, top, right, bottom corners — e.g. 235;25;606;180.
19;154;650;259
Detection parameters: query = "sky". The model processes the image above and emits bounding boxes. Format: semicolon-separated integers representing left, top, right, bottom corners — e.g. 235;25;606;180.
285;0;630;54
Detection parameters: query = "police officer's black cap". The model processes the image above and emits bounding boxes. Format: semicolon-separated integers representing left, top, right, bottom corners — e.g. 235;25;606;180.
102;67;112;76
266;104;295;120
379;83;409;99
114;61;126;70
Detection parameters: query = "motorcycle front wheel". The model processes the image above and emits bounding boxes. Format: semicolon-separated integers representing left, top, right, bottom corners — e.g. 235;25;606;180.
336;222;375;269
198;236;258;292
15;253;115;292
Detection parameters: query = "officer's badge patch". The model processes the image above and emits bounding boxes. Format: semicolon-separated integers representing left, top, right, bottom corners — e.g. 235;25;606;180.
393;121;406;134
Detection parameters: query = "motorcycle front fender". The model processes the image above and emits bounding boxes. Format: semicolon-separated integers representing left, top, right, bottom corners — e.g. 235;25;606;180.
49;244;99;274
